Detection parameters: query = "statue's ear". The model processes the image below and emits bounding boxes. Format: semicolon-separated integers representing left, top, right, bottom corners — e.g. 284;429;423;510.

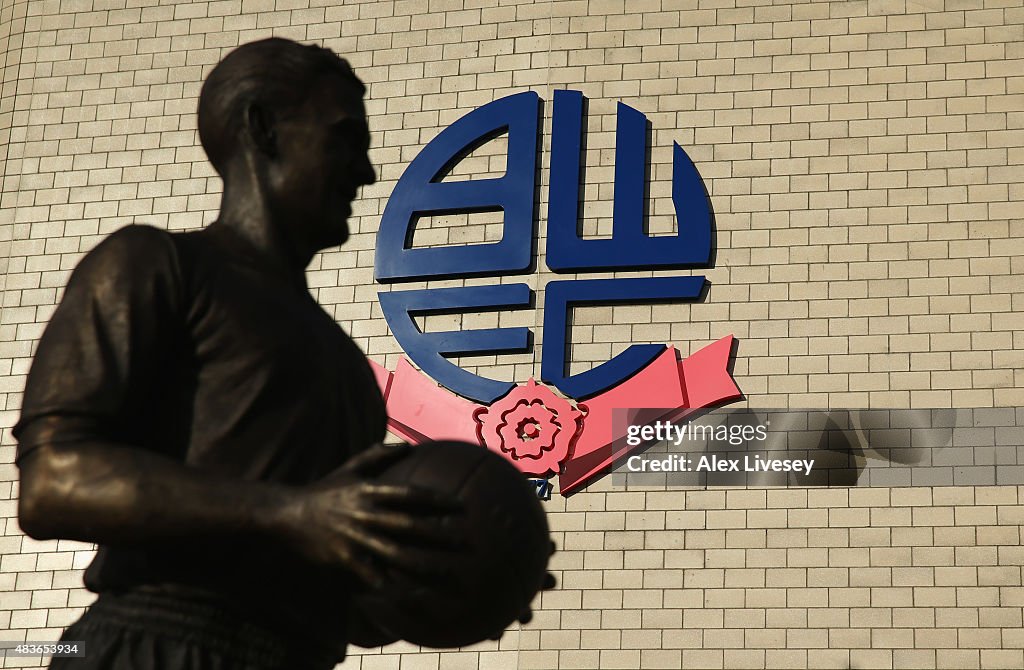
244;103;277;159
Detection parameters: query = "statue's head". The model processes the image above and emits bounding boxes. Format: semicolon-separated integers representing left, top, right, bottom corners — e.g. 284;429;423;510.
199;38;376;249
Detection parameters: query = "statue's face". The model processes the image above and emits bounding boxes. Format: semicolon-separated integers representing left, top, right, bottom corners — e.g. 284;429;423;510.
266;72;376;251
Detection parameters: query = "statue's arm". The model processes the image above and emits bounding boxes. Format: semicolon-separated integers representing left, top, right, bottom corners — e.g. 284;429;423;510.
17;438;457;587
17;440;298;545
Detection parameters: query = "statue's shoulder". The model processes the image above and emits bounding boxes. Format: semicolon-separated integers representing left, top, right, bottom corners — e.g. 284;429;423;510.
70;225;184;293
93;224;177;256
82;224;183;269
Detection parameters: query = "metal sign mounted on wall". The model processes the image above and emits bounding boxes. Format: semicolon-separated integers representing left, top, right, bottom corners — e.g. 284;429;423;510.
370;90;740;494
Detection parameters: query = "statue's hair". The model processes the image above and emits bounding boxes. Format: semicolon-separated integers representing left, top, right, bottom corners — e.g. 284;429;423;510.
198;38;365;177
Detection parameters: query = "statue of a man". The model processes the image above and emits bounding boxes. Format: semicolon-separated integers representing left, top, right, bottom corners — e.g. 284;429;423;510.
15;38;464;669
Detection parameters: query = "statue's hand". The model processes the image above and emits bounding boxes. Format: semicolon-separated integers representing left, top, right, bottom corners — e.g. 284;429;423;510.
287;442;463;589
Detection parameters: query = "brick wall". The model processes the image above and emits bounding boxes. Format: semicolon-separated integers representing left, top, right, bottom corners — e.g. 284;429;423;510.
1;1;1022;668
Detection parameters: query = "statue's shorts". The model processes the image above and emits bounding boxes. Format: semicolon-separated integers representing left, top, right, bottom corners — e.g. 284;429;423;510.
48;585;341;670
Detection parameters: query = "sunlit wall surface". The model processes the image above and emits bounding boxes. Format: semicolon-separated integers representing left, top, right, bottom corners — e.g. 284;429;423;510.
2;1;1023;668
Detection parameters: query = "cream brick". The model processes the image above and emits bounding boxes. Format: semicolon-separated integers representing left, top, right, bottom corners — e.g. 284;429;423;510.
3;3;1024;669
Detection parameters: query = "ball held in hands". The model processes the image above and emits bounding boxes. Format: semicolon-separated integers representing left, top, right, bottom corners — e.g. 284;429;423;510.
355;440;554;648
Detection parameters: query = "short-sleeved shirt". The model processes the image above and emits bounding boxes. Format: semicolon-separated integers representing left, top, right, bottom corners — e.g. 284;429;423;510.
14;223;387;656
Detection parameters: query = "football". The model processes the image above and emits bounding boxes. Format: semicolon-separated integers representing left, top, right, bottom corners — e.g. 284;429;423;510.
359;440;552;648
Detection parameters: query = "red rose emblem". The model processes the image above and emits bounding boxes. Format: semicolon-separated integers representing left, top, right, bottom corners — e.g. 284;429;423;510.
473;379;585;476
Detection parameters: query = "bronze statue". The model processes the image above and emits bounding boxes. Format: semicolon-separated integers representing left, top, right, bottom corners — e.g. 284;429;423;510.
15;38;544;669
